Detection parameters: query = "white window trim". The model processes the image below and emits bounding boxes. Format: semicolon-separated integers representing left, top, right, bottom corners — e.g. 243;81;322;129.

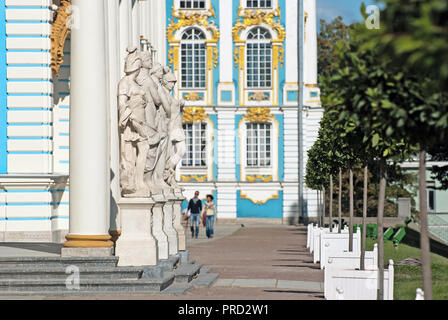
245;28;273;90
179;120;214;181
240;119;279;181
180;28;207;90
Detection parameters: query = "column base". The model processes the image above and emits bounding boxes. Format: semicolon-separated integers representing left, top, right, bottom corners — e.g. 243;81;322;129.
63;234;114;248
61;247;114;257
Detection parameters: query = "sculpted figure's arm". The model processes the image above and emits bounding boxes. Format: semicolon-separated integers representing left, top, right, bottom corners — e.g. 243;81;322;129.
158;85;172;118
118;80;131;128
118;95;131;128
146;77;162;106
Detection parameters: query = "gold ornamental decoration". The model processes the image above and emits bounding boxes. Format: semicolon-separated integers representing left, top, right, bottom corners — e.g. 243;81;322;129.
240;191;279;205
248;92;269;102
50;0;71;77
184;92;204;101
232;6;286;43
243;107;274;123
182;107;209;122
167;6;220;43
246;175;273;182
181;175;208;182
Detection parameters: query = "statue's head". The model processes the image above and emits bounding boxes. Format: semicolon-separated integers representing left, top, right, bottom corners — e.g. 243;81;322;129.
124;46;141;75
162;70;177;91
140;51;153;70
150;62;164;80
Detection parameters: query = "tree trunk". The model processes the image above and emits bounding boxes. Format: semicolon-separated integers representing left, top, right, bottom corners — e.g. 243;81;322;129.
322;186;326;228
419;149;433;300
361;165;368;270
330;175;333;232
349;168;354;252
377;159;386;300
338;168;342;233
317;190;321;227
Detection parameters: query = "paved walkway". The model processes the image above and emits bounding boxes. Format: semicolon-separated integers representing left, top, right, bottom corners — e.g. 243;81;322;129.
1;222;325;300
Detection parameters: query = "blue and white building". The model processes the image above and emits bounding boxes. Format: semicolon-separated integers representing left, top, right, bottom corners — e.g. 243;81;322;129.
0;0;322;242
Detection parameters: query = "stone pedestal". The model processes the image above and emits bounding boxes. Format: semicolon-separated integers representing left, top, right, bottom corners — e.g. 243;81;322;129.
115;198;158;266
162;192;179;255
173;191;186;251
152;195;169;260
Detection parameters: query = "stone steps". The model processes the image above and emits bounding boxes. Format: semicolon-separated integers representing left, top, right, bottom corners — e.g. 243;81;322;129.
0;256;119;269
0;267;145;280
173;263;202;283
0;250;217;296
190;272;219;288
0;274;175;294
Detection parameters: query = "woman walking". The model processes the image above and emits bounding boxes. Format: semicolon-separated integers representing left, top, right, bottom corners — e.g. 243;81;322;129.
202;194;217;239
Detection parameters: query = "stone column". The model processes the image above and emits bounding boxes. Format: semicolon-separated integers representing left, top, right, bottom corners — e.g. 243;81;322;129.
131;0;140;47
106;0;121;242
303;0;318;85
162;193;179;255
152;196;169;260
119;0;132;76
173;191;186;251
62;0;113;256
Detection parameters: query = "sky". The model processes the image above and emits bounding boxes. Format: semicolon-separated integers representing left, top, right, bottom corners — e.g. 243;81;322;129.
317;0;380;25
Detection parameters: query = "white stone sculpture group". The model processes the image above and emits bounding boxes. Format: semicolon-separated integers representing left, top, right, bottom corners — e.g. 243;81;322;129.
118;46;186;198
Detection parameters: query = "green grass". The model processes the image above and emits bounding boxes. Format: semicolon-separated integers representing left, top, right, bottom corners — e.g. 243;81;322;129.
365;238;448;300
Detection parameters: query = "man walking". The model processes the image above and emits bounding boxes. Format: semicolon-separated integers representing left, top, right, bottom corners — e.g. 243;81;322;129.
187;191;202;239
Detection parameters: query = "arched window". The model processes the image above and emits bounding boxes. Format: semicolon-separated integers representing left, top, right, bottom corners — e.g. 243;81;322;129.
180;28;206;89
180;0;206;9
246;27;272;88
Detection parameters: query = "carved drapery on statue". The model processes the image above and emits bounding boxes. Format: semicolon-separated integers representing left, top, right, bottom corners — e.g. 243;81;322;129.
118;46;186;198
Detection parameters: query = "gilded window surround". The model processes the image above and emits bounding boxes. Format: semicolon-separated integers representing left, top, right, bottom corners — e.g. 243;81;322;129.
232;6;285;106
180;107;215;181
167;5;220;105
238;107;280;182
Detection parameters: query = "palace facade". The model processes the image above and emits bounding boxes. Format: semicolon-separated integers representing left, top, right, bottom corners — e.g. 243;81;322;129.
0;0;322;242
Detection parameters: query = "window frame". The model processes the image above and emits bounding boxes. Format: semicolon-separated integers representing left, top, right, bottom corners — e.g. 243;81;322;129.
178;0;208;10
182;122;208;168
245;0;273;9
180;28;207;90
245;27;273;90
245;122;272;168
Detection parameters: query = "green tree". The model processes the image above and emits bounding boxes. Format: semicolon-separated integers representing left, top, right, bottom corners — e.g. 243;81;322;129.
320;23;416;299
318;16;350;78
360;0;448;299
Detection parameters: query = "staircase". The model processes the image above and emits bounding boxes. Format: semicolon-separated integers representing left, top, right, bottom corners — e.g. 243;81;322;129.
0;253;219;297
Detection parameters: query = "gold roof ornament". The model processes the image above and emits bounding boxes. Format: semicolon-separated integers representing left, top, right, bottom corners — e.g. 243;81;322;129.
50;0;71;77
243;107;274;123
182;107;209;122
